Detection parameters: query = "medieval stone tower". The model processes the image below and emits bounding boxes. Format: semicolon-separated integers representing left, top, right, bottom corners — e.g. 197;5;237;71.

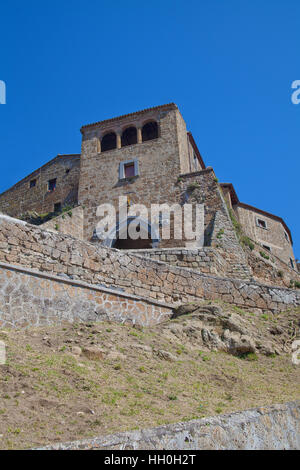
78;103;205;246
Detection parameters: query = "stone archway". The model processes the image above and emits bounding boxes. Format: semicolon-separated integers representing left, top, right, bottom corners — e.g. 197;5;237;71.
103;216;159;250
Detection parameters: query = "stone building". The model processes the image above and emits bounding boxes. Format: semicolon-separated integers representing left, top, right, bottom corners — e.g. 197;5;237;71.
0;103;297;272
0;154;80;217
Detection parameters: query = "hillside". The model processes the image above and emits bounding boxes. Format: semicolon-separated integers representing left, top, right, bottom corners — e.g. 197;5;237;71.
0;301;299;450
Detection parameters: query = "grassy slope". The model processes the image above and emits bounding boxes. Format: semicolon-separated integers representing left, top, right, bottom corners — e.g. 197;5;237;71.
0;304;299;449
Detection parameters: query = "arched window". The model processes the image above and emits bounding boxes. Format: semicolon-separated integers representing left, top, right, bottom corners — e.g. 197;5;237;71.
101;132;117;152
121;127;137;147
142;121;158;142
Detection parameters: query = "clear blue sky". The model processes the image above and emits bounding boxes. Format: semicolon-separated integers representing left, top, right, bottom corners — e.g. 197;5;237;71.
0;1;299;258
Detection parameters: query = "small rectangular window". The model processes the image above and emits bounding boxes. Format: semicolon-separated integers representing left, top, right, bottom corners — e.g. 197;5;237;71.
48;178;57;191
124;163;135;178
257;218;267;229
262;245;271;252
30;179;36;188
119;159;139;180
54;202;62;213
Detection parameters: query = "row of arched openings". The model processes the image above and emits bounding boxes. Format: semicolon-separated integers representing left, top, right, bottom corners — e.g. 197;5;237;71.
101;121;159;152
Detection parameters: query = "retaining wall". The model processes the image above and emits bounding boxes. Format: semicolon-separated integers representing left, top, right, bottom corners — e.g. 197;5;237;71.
38;401;300;450
0;215;299;314
0;262;173;328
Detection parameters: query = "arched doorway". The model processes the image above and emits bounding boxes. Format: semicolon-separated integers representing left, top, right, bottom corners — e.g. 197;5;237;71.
103;217;159;250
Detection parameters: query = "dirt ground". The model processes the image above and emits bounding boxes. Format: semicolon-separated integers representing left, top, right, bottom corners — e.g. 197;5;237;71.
0;301;299;450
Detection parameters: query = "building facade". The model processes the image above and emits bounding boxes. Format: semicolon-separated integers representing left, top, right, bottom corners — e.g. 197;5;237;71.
0;103;297;270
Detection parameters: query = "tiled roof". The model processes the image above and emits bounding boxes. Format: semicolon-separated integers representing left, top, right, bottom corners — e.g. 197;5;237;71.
80;103;178;132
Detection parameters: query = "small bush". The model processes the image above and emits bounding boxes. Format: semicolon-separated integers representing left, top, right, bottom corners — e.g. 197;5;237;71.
201;355;211;362
239;352;258;361
241;236;255;251
187;182;200;191
168;395;177;401
290;280;300;289
216;229;224;239
260;251;269;260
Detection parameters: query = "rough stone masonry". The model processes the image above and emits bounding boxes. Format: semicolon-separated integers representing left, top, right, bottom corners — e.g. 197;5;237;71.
0;215;299;330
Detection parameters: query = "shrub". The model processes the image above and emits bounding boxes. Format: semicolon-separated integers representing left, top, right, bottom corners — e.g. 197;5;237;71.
260;251;269;260
168;395;177;401
241;235;254;250
187;182;201;191
228;208;255;251
239;352;258;361
216;229;224;239
290;280;300;289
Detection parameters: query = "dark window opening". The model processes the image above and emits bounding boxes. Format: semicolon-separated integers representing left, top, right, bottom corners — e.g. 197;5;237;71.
54;202;62;213
101;132;117;152
284;231;289;242
193;152;198;170
124;163;135;178
257;218;266;229
263;245;271;252
290;258;295;269
65;168;70;174
30;179;36;188
142;121;158;142
48;178;57;191
121;127;137;147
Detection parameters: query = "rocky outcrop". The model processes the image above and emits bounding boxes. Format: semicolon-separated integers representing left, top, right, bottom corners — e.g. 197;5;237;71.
164;303;300;357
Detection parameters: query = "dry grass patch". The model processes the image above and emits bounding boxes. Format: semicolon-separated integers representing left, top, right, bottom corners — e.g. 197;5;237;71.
0;304;299;449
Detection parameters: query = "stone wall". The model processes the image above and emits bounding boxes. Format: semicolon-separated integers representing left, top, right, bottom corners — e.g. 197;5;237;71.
245;241;300;288
0;215;299;313
0;154;80;218
130;245;300;288
41;206;84;240
177;171;253;278
38;401;300;450
126;247;230;277
0;262;173;329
